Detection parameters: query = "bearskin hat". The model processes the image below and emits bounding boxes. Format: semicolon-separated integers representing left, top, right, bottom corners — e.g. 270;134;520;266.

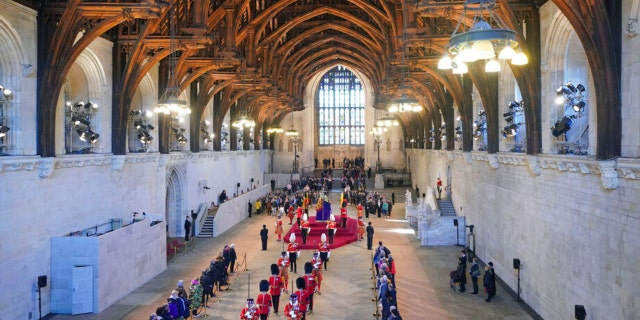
271;263;280;275
296;277;306;290
259;279;270;292
304;262;313;274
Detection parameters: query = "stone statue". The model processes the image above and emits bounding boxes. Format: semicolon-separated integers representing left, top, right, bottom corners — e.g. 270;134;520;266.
405;189;412;206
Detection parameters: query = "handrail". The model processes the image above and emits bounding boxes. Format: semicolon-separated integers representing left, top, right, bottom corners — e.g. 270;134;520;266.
371;253;381;319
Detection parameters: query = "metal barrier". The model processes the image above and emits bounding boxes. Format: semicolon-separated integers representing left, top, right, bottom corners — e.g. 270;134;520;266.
371;253;381;319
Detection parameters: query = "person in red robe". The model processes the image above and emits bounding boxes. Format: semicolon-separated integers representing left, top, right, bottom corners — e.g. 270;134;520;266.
283;293;301;320
240;298;259;320
310;252;323;294
277;252;290;292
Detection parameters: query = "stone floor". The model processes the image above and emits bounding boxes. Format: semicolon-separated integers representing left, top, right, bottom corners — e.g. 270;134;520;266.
46;188;539;320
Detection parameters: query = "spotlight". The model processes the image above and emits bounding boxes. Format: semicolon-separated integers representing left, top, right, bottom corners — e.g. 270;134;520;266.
146;124;155;130
508;101;520;110
77;128;88;141
551;116;573;137
134;120;143;129
74;101;85;108
478;110;486;117
85;101;97;110
576;83;586;92
572;100;586;112
566;82;576;93
503;112;513;118
89;131;99;143
504;116;513;123
0;125;10;137
130;110;141;116
2;88;12;98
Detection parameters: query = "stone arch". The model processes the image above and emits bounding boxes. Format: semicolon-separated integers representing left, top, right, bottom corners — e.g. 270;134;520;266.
166;165;187;238
129;73;158;152
0;14;32;155
542;10;594;155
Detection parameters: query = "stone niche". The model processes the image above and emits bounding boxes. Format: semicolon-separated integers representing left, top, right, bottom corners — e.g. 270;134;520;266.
50;219;166;314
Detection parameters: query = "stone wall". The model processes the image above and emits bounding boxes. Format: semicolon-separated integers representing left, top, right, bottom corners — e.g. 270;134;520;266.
0;151;268;319
409;149;640;320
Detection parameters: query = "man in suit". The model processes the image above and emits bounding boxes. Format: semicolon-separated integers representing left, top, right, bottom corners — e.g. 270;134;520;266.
260;225;269;250
366;222;375;250
469;257;480;294
184;216;192;242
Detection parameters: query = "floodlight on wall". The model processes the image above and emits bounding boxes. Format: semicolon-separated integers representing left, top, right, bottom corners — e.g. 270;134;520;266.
0;125;10;137
438;0;528;74
0;85;12;99
201;120;214;144
551;116;575;137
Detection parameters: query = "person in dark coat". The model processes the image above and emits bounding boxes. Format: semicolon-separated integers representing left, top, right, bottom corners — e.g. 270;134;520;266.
248;200;253;217
469;257;480;294
483;263;496;302
260;224;269;250
184;216;192;242
366;222;374;250
229;243;238;273
200;270;215;303
456;257;467;293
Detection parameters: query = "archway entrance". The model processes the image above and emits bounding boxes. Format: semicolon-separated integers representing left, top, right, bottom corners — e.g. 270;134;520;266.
165;167;185;238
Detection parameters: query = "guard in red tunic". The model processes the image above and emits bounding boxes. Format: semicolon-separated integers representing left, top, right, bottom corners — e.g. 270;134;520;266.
288;233;300;273
310;252;324;294
268;264;284;314
240;298;259;320
256;280;272;320
296;206;303;227
340;206;348;228
277;251;290;292
318;233;330;270
283;293;301;320
303;262;317;314
300;214;311;245
287;206;294;225
357;216;365;240
295;277;309;320
326;214;337;244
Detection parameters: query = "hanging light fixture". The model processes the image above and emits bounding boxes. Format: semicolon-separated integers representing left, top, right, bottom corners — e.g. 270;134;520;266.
154;5;190;117
267;125;284;134
389;4;423;113
284;112;298;137
438;0;528;74
375;115;399;127
231;114;256;129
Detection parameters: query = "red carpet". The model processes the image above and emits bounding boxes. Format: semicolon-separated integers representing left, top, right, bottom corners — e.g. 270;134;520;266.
284;216;358;250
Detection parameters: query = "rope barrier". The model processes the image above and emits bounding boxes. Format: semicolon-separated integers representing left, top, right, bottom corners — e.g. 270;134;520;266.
371;253;380;319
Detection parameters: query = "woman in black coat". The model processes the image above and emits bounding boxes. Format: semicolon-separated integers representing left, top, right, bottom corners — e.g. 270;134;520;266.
483;264;496;302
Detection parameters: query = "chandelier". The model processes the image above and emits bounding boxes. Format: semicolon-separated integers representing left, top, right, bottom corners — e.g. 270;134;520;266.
284;114;298;137
154;5;190;117
389;4;423;113
267;125;284;134
438;0;528;74
375;116;399;127
232;114;256;129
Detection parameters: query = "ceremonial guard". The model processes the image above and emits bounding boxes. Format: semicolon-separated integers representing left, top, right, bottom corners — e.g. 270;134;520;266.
288;234;300;273
296;206;303;227
357;216;365;240
277;252;290;292
326;214;337;244
269;264;284;314
295;277;309;320
275;216;284;242
300;214;311;245
303;262;317;314
318;233;330;270
283;294;301;320
287;206;295;225
257;280;272;320
310;252;324;294
240;298;259;320
340;205;348;228
357;202;363;219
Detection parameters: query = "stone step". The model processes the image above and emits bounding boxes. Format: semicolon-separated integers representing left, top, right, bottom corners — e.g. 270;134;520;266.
437;199;457;216
198;216;215;237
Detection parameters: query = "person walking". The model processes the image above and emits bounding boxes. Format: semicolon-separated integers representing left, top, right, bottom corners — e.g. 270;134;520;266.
469;257;480;294
184;216;192;242
260;225;269;251
436;177;443;200
269;264;284;314
366;222;374;250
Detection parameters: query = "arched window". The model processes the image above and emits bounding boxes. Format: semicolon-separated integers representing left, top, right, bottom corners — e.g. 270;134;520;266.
318;66;365;145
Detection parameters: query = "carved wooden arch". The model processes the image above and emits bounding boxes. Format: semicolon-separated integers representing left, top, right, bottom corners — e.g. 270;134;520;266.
289;47;376;85
549;0;620;160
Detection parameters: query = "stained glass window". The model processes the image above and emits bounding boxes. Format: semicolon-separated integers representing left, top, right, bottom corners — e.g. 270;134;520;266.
318;66;365;145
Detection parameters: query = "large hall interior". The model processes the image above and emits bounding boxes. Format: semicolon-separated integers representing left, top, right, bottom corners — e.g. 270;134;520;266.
0;0;638;319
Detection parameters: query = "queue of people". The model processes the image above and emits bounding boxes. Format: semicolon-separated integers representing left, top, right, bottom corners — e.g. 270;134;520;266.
373;241;402;320
449;250;497;302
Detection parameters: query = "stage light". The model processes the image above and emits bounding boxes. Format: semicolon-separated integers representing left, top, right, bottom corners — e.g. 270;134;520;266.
572;100;586;112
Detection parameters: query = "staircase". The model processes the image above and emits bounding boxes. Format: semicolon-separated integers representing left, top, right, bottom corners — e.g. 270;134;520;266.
198;216;215;237
437;199;456;216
